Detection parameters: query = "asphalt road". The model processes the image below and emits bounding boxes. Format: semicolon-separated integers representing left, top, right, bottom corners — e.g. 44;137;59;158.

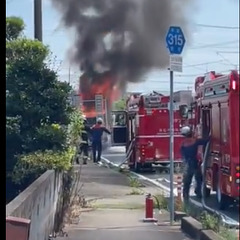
102;146;239;225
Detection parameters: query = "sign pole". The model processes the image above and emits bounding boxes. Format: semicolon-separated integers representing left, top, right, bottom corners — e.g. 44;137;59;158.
169;69;174;225
165;25;186;226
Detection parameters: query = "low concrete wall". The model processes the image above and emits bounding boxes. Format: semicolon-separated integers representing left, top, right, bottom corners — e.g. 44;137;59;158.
6;170;63;240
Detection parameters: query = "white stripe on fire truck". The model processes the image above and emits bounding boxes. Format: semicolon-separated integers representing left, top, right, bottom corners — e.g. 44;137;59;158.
136;135;183;138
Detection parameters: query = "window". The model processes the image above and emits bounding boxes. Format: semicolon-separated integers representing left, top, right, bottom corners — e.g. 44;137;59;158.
112;113;126;126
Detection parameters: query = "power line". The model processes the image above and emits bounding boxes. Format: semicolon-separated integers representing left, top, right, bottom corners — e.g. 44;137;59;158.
148;68;239;81
212;46;239;50
190;40;239;50
196;24;240;30
148;81;193;85
184;60;224;68
216;52;237;67
175;69;239;77
217;51;239;54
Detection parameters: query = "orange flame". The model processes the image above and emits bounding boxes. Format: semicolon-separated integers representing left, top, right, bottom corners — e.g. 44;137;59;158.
79;72;121;118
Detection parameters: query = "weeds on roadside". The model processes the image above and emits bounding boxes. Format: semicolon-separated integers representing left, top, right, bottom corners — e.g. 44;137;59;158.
219;227;239;240
128;177;143;188
152;193;168;210
127;188;144;195
200;211;220;232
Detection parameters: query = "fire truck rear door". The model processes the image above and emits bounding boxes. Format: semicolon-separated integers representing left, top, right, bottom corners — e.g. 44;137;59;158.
111;111;127;146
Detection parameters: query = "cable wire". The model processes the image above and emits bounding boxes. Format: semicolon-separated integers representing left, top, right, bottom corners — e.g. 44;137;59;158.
190;40;239;50
196;24;240;30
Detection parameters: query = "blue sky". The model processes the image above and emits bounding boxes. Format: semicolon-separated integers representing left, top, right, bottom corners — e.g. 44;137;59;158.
6;0;239;93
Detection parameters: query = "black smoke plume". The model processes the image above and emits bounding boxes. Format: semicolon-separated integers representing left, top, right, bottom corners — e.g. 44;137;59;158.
51;0;193;92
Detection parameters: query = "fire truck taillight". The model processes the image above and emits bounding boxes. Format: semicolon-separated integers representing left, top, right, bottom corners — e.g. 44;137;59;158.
141;147;145;156
235;166;240;184
230;72;238;90
155;149;160;159
152;109;158;114
231;80;237;90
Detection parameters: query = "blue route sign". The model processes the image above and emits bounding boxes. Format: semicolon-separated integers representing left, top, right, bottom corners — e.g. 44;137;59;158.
166;26;186;55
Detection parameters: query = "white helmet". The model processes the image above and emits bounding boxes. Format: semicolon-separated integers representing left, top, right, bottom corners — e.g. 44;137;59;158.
181;126;192;136
97;117;103;124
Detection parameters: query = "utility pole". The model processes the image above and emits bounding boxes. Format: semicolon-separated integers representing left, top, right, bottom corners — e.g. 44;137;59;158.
34;0;42;42
68;66;71;84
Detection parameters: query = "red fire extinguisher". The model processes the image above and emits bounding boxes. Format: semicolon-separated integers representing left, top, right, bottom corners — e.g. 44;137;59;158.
143;193;157;222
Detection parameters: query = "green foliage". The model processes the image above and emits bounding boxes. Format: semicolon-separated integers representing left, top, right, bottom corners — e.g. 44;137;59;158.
32;123;68;151
200;211;219;232
6;16;25;41
6;36;72;156
6;38;49;64
67;110;84;146
199;212;238;239
12;147;75;184
6;61;72;126
6;116;21;136
113;98;126;110
6;116;23;172
219;228;238;240
152;194;169;210
6;17;75;193
127;188;144;195
128;177;143;188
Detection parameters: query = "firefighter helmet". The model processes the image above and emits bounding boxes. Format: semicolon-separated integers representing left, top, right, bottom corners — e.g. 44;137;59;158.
181;126;192;136
97;117;103;124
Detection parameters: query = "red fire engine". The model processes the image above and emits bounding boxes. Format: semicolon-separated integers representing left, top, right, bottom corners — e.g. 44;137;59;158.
181;70;239;210
111;91;192;172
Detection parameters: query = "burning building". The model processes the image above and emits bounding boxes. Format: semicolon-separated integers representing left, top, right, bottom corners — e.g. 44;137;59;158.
79;71;121;126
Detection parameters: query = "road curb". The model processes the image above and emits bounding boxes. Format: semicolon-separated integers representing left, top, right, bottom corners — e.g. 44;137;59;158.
181;216;225;240
199;230;224;240
181;216;202;239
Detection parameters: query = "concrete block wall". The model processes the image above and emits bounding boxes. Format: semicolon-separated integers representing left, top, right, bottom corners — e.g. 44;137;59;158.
6;170;63;240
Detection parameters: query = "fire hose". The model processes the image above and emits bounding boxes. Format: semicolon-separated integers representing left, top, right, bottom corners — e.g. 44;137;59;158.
117;138;136;168
201;142;239;229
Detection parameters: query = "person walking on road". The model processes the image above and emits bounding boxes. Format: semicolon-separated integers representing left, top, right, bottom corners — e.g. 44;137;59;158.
180;126;210;203
91;118;111;163
77;117;91;165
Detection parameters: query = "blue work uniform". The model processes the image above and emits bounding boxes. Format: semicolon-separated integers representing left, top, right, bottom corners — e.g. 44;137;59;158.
180;137;210;201
91;124;111;162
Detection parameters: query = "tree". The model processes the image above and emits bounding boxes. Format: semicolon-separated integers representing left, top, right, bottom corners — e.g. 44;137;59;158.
6;17;25;41
6;17;77;199
112;98;126;110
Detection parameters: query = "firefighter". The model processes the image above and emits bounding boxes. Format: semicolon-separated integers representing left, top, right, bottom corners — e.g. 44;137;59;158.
77;117;91;165
91;118;111;163
180;126;210;203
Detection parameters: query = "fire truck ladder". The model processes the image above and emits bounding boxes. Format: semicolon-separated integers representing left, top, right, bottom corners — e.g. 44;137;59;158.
201;142;239;229
117;138;136;168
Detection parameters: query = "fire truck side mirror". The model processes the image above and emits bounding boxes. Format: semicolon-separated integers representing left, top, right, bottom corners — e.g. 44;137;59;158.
179;105;189;118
